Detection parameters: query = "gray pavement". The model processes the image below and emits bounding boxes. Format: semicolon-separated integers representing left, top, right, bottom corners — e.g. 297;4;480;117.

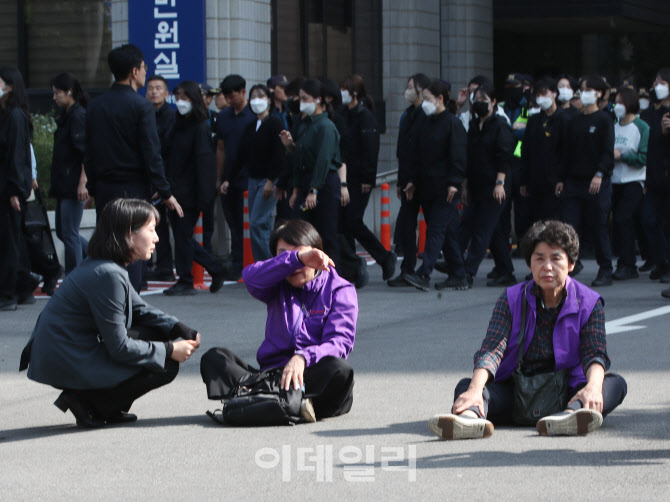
2;257;670;500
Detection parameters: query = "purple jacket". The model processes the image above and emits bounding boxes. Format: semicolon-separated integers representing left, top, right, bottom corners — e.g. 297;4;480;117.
494;277;602;388
242;251;358;371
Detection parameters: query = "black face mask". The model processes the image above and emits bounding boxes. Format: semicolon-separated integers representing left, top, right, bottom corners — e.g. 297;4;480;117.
504;86;523;106
472;101;490;117
287;99;300;114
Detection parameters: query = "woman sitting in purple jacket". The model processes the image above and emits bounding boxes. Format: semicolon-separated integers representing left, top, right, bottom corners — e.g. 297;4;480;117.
201;219;358;422
429;220;627;440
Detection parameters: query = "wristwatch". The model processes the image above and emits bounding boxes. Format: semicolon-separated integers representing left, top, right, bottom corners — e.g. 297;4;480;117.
595;171;604;178
340;182;348;187
495;179;504;186
309;188;318;195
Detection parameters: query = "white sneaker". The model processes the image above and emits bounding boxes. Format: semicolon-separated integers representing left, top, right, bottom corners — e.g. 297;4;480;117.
300;398;317;423
428;413;494;440
536;409;603;436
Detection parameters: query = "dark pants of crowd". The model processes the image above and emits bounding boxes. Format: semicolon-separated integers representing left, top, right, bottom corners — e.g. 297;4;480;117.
55;198;88;274
95;181;151;292
170;208;223;286
337;233;365;285
154;202;173;274
220;181;245;272
640;188;670;268
612;182;643;269
298;171;341;268
561;177;613;273
454;373;627;424
201;198;215;253
495;164;529;248
416;194;464;278
342;181;390;266
460;191;512;278
74;326;179;418
200;347;354;419
0;199;32;302
395;192;421;275
525;190;562;226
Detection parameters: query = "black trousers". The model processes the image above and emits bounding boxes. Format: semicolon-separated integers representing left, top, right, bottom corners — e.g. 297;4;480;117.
200;347;354;419
201;198;215;253
612;182;643;269
342;181;390;265
298;171;341;268
154;202;173;273
95;181;151;292
220;183;244;270
561;177;613;272
416;194;464;278
454;373;627;425
170;208;223;285
75;326;179;418
460;192;511;277
396;192;421;275
525;190;562;227
0;199;31;301
496;162;529;246
640;188;670;268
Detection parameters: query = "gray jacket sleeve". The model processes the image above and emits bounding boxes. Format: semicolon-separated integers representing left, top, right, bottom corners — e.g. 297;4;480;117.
129;286;178;333
88;270;167;371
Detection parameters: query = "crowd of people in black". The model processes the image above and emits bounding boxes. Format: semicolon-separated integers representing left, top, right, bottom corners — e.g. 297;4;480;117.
2;43;670;311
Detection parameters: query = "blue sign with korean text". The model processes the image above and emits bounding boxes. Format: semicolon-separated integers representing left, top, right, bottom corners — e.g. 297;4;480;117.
128;0;206;99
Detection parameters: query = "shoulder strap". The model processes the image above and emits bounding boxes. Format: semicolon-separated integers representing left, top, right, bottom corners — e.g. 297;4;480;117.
516;285;528;370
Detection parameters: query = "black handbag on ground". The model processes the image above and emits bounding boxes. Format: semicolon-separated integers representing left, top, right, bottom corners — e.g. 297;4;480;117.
512;286;570;426
206;368;302;426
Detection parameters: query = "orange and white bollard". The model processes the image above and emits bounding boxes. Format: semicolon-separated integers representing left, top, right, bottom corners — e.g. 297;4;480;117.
380;183;391;251
242;190;254;268
418;207;426;255
192;212;208;290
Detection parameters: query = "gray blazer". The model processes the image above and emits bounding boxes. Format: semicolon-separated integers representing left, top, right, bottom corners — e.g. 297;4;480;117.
22;259;178;390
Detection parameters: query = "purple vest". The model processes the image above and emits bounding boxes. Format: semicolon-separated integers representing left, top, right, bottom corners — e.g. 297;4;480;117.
494;277;602;388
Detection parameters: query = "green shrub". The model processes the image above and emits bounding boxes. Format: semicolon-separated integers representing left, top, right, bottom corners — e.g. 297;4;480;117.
31;113;57;209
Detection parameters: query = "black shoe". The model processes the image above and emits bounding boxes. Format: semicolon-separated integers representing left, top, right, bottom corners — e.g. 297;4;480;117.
27;272;42;290
661;271;670;284
54;391;106;428
42;266;63;296
568;260;583;278
104;411;138;424
355;258;369;289
639;260;654;273
434;259;449;275
612;266;639;281
486;268;502;280
466;273;474;288
163;282;197;296
591;269;613;287
222;268;242;281
487;272;517;287
17;293;36;305
210;273;224;293
662;287;670;299
145;269;175;282
0;297;17;311
387;273;412;287
404;273;430;292
435;276;470;291
650;264;668;281
381;252;397;281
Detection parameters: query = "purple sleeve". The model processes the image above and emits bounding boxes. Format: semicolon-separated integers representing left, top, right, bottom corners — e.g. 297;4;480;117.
296;284;358;367
242;251;303;303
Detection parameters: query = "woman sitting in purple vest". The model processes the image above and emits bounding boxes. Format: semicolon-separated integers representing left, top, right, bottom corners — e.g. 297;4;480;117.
429;220;627;440
200;219;357;422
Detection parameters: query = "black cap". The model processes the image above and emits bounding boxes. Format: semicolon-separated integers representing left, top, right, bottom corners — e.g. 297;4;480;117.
505;73;525;85
267;74;289;88
199;83;220;96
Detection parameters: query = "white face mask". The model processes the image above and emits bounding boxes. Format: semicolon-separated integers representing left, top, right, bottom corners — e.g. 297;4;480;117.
639;98;650;111
250;98;269;114
614;103;627;119
558;88;573;103
300;101;318;116
404;88;418;104
655;84;669;101
176;99;192;115
580;90;597;106
528;107;541;116
536;95;553;111
421;100;437;116
341;90;352;105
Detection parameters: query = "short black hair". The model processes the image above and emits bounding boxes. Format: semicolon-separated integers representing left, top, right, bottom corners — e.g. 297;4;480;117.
521;220;580;266
469;75;491;88
321;78;342;107
580;75;608;94
300;78;324;101
88;199;159;265
409;73;431;92
108;44;144;82
534;77;558;95
426;78;451;103
146;75;169;90
617;86;640;115
557;74;578;91
474;82;496;102
173;80;209;122
270;220;323;256
220;74;246;95
285;77;305;98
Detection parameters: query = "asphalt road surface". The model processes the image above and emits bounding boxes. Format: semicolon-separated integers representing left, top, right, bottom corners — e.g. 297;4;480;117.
2;257;669;501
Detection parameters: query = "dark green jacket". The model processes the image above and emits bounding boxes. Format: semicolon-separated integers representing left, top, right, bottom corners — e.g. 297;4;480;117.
292;113;341;190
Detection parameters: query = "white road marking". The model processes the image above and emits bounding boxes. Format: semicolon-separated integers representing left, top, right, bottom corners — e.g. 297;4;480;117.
606;306;670;334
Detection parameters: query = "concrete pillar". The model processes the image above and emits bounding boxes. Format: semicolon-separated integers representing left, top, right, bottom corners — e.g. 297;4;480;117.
111;0;129;46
